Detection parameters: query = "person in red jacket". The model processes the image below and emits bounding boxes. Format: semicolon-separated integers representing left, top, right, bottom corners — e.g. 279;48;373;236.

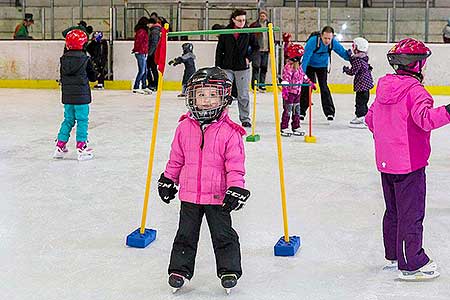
132;17;151;94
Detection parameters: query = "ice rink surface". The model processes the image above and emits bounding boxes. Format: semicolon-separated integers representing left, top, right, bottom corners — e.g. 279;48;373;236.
1;88;450;300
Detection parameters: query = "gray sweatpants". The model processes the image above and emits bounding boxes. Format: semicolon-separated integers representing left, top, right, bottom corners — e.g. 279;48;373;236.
224;69;251;123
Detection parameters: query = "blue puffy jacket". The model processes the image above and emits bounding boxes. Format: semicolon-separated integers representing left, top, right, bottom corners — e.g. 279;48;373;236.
301;35;350;72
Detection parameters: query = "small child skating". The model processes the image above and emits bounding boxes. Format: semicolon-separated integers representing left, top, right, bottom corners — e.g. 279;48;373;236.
157;67;250;294
280;43;316;137
365;38;450;281
53;29;97;161
168;43;196;98
343;37;374;128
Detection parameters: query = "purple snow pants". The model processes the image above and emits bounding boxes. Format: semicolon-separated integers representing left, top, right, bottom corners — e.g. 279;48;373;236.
281;93;301;130
381;167;430;271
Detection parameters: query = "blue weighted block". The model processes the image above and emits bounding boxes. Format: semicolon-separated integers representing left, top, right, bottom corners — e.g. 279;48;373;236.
126;228;157;248
274;236;301;257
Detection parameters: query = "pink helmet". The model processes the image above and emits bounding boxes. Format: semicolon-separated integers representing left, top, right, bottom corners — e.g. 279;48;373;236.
387;38;431;73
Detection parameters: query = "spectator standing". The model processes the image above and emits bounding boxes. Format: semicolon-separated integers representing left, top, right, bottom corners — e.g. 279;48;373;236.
215;9;259;128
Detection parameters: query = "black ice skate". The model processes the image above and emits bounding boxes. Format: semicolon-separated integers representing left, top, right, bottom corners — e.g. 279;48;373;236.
220;273;238;295
168;273;188;293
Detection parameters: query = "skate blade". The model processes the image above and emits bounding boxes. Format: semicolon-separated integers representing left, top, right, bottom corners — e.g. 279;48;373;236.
399;271;440;281
281;133;292;137
225;288;231;295
348;124;367;129
292;132;305;136
78;153;94;161
172;287;179;294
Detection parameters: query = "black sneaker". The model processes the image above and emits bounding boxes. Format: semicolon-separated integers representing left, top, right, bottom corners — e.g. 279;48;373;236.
300;115;305;121
327;115;335;122
241;122;252;128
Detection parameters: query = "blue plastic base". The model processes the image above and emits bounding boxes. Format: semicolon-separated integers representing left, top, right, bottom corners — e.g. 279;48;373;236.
126;228;157;248
274;236;301;256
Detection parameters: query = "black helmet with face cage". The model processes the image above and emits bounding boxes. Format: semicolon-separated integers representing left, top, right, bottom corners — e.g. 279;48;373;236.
185;67;232;122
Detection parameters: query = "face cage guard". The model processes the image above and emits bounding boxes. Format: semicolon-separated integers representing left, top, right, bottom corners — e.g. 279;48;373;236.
185;83;231;122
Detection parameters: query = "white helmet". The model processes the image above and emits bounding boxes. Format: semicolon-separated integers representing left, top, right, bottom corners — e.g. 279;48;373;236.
353;37;369;52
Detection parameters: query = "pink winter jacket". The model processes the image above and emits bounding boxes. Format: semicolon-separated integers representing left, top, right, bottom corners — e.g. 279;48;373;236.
365;74;450;174
281;62;313;99
164;111;246;205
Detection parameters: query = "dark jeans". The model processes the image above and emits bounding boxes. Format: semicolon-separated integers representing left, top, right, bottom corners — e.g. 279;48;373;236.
147;54;159;90
251;51;269;89
281;93;301;130
355;91;370;118
168;202;242;280
381;167;430;271
134;53;147;89
300;66;335;117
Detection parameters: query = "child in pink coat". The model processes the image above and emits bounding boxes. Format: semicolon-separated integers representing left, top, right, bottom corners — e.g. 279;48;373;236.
280;43;316;136
365;38;450;281
157;67;250;293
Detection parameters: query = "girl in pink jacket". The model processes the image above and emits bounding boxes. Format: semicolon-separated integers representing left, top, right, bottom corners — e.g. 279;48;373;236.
365;38;450;281
280;43;316;136
157;67;250;293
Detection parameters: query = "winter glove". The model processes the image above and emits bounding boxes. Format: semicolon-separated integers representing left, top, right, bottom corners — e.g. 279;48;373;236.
346;48;353;57
222;187;250;213
368;64;373;71
343;66;350;74
158;173;178;204
168;59;175;66
310;82;317;90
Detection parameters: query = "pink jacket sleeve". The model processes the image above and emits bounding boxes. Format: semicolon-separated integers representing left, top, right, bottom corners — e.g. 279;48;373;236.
281;64;293;99
224;130;246;189
365;102;374;133
164;125;185;184
410;86;450;132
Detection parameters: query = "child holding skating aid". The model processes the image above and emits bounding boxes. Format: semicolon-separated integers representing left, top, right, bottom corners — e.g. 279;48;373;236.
343;37;374;128
280;43;316;137
157;67;250;294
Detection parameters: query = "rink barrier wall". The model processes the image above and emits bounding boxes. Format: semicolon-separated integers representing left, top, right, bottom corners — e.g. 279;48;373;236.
1;41;450;94
1;80;449;95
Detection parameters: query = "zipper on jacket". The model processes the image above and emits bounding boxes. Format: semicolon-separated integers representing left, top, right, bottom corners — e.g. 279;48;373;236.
196;125;206;204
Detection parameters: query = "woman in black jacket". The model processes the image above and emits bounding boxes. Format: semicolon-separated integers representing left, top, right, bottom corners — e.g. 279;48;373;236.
215;9;259;127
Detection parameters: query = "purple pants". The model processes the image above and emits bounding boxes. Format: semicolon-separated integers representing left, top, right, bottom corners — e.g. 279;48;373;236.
281;93;301;130
381;167;430;271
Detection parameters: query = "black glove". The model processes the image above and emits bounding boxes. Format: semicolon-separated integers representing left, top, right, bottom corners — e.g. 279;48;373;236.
168;59;175;66
158;173;178;203
446;104;450;114
343;66;350;73
368;64;373;71
222;187;250;213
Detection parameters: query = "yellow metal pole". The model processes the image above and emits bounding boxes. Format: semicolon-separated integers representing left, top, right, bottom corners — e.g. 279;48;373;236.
139;24;169;234
251;80;257;137
268;23;290;243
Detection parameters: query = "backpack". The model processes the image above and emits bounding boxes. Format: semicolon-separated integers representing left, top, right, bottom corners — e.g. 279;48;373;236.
306;31;334;72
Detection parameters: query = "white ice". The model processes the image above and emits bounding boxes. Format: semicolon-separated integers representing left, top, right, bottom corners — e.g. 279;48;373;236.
1;89;450;300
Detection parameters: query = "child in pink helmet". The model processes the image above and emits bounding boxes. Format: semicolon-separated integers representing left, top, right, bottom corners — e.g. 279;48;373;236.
157;67;250;294
365;38;450;281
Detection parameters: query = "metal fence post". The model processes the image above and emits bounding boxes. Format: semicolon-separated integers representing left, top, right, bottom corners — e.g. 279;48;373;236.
359;0;363;36
425;0;430;42
205;1;209;40
295;0;299;42
392;0;396;42
177;1;182;32
41;7;45;40
50;0;55;39
80;0;84;21
327;0;331;25
387;8;391;43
